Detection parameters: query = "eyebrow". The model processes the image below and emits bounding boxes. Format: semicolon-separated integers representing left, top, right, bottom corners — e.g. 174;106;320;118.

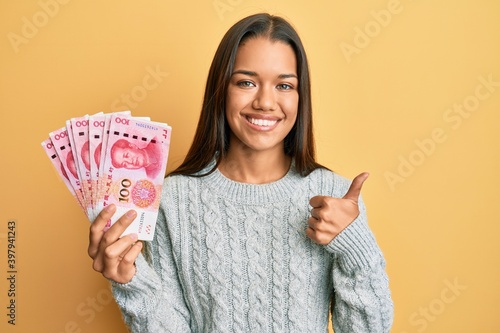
231;69;298;79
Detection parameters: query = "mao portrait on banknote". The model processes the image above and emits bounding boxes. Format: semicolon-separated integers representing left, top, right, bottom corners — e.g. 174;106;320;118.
109;138;163;178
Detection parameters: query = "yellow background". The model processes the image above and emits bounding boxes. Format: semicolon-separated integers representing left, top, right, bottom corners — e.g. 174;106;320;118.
1;0;499;332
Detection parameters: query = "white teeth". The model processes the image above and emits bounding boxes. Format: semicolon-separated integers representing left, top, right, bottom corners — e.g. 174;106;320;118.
248;117;277;127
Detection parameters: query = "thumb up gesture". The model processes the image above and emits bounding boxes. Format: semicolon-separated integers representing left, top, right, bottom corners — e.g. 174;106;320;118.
306;173;369;245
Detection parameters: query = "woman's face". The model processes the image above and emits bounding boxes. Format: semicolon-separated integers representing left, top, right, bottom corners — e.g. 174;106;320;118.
225;37;299;155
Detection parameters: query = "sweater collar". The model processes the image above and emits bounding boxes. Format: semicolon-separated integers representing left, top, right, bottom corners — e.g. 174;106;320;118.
201;160;304;204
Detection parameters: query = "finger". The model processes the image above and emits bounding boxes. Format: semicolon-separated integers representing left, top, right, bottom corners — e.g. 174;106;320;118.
103;233;139;261
119;242;143;271
307;216;319;229
305;226;332;245
305;226;315;240
116;235;141;261
343;172;369;202
102;236;141;283
101;210;137;247
88;204;117;258
92;232;138;273
309;195;327;208
115;241;143;283
310;207;320;220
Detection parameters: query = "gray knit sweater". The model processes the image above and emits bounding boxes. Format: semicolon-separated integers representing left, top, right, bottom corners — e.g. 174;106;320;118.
111;164;393;332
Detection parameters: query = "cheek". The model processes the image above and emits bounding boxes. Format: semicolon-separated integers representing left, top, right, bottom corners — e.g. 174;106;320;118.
226;89;247;113
282;96;299;120
225;94;243;128
225;93;235;118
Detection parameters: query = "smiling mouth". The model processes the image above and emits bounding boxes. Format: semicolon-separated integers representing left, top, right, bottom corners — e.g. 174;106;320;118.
246;116;278;127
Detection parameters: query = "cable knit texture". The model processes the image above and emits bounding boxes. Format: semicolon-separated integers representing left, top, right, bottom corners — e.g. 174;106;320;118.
111;164;394;332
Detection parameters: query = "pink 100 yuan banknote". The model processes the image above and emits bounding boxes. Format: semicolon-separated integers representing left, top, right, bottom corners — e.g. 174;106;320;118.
70;115;95;219
97;114;171;240
41;138;84;212
48;126;88;217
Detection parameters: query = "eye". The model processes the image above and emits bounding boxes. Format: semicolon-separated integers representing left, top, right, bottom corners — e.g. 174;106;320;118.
277;83;293;90
237;80;256;88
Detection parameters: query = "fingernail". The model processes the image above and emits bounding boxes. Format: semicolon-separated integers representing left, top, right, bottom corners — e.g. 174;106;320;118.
104;204;115;212
130;233;138;241
126;210;137;218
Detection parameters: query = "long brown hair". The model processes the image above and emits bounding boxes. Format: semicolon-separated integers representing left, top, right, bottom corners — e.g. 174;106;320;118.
169;13;326;177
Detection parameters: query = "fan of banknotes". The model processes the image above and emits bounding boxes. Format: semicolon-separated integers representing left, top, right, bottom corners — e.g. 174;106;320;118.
41;111;171;240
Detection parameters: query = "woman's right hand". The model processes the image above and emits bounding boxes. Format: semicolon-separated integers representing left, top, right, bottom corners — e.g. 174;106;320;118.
88;204;143;284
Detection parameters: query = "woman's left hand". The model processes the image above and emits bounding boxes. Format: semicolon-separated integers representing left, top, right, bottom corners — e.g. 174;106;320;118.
306;173;369;245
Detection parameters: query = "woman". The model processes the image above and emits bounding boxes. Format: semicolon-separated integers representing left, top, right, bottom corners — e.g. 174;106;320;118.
88;13;393;332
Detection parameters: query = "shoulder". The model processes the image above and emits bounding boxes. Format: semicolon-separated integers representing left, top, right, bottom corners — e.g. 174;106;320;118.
158;174;199;226
162;173;196;194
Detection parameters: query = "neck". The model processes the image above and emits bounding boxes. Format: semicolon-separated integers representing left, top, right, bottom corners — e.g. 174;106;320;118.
218;148;291;184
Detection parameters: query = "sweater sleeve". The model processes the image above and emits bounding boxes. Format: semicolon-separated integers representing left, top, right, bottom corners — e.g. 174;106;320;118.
324;176;394;332
110;204;191;333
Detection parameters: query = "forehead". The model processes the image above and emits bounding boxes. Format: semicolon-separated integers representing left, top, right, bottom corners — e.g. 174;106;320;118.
113;145;129;154
234;37;297;74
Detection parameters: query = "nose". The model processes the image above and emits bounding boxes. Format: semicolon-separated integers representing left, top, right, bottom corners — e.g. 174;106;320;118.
122;155;133;167
252;85;277;111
